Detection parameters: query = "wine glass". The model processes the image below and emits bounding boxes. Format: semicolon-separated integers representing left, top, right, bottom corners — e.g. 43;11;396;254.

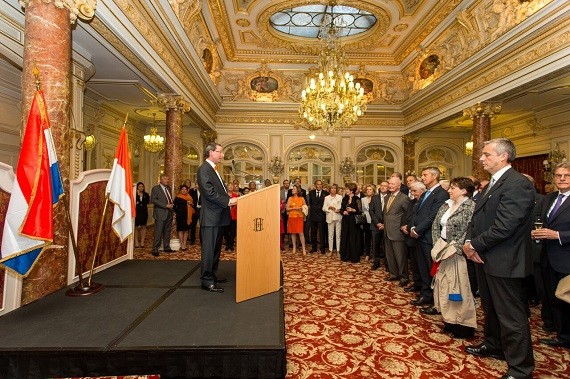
533;217;543;244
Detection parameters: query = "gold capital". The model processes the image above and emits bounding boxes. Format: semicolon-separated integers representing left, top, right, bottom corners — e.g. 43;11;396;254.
463;102;502;119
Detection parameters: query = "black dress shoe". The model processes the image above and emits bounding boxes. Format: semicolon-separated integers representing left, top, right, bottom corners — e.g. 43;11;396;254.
404;285;421;293
385;275;399;281
498;375;532;379
152;251;159;256
163;248;174;253
464;343;505;360
410;296;433;306
542;324;556;333
215;277;228;284
371;262;380;270
399;279;410;287
310;249;317;253
420;306;440;315
539;338;570;348
201;284;224;293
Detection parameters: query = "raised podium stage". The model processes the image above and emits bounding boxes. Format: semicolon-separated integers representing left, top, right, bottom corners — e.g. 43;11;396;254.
0;260;286;378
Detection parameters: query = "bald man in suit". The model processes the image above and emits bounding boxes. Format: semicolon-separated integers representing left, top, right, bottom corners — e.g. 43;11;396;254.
197;142;237;293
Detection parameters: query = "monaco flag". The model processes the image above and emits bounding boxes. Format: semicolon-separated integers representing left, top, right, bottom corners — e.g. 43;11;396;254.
105;127;135;242
1;90;64;277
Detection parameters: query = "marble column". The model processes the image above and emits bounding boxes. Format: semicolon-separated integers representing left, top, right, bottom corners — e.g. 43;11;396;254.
19;0;96;304
463;102;502;180
157;94;190;193
402;134;418;176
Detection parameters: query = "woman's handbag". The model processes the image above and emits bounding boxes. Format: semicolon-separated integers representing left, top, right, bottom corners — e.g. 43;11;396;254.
354;213;367;225
301;204;309;216
430;237;456;262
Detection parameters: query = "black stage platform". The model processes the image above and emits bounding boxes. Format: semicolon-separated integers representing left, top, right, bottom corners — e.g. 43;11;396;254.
0;260;286;379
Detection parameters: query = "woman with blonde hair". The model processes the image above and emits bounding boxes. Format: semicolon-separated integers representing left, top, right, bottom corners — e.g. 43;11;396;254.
286;184;307;255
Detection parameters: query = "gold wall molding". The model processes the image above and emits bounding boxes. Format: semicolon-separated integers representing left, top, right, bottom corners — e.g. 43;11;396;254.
463;102;502;119
111;0;217;121
404;20;570;125
157;93;191;112
20;0;96;23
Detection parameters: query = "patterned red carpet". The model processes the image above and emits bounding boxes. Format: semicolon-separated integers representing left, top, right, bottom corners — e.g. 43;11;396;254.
133;231;570;379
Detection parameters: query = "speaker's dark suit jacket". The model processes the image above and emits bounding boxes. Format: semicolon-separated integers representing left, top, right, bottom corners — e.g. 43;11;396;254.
197;160;231;286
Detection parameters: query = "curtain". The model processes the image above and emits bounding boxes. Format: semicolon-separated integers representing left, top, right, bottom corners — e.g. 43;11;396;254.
512;154;548;194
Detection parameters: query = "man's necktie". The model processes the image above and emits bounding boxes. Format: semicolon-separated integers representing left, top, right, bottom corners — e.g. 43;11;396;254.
386;194;395;211
548;193;565;221
317;191;320;198
164;187;173;204
419;190;431;207
484;178;496;195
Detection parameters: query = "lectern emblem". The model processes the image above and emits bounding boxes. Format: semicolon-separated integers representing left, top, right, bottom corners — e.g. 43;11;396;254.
253;217;264;232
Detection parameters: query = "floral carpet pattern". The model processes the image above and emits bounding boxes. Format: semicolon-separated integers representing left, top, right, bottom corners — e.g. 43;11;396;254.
133;228;570;379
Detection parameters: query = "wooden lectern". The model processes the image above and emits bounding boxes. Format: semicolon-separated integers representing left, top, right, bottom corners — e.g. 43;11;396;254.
236;184;281;302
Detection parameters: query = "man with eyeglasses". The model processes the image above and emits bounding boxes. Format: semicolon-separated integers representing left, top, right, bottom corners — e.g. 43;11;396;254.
532;162;570;349
197;143;238;293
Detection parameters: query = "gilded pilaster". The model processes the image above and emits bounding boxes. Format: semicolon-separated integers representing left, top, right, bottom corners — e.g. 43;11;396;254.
402;134;418;175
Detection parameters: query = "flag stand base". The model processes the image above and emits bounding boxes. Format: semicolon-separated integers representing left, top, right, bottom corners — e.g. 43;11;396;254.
65;282;104;297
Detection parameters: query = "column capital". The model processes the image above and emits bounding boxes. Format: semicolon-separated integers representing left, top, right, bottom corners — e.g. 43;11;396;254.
463;102;502;119
402;134;419;144
157;93;191;113
20;0;97;23
200;130;217;146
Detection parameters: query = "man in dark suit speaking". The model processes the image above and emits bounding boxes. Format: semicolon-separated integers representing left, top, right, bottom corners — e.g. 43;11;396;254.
463;138;535;379
197;142;237;293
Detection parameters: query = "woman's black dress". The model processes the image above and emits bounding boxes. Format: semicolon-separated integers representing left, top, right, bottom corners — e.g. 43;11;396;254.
135;192;150;226
339;195;363;263
173;197;191;232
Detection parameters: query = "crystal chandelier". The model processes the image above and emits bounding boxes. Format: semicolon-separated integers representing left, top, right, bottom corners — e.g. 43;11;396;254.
299;8;367;133
143;112;164;153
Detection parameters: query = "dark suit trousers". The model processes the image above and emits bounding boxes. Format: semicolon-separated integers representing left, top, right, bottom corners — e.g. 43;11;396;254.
153;213;173;253
371;229;384;263
545;263;570;343
310;218;327;252
475;264;534;377
200;225;224;286
189;213;200;244
416;241;434;299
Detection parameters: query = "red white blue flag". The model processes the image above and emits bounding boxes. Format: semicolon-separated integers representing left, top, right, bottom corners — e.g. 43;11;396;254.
1;90;63;277
105;127;135;242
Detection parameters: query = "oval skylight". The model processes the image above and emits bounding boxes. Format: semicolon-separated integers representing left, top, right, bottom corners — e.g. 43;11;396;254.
270;4;376;38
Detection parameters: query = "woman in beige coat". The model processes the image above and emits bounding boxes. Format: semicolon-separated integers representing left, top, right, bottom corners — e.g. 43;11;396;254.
430;177;477;338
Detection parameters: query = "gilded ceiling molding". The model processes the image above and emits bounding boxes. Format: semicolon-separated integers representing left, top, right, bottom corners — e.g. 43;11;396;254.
395;0;463;63
406;0;555;93
89;18;169;93
200;130;218;145
216;114;405;127
181;11;222;84
168;0;200;19
205;0;237;61
20;0;96;23
256;0;391;56
404;22;570;125
112;0;217;119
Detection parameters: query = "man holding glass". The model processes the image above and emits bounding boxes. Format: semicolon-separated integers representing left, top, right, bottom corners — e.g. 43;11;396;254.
532;162;570;349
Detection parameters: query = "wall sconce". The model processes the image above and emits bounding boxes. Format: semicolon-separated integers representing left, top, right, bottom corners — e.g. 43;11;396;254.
339;156;355;183
268;156;284;183
465;139;473;156
543;143;567;182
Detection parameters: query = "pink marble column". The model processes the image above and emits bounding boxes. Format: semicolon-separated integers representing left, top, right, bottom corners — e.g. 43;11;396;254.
463;102;502;181
21;1;71;304
157;94;190;193
402;134;418;176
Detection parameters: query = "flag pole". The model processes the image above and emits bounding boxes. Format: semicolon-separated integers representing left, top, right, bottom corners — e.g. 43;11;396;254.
87;194;110;286
86;113;130;287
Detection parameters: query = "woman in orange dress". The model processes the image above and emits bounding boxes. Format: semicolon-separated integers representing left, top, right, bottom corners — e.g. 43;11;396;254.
286;184;307;255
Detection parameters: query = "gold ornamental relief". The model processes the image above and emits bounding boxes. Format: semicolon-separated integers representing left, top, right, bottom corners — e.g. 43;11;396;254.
20;0;97;23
